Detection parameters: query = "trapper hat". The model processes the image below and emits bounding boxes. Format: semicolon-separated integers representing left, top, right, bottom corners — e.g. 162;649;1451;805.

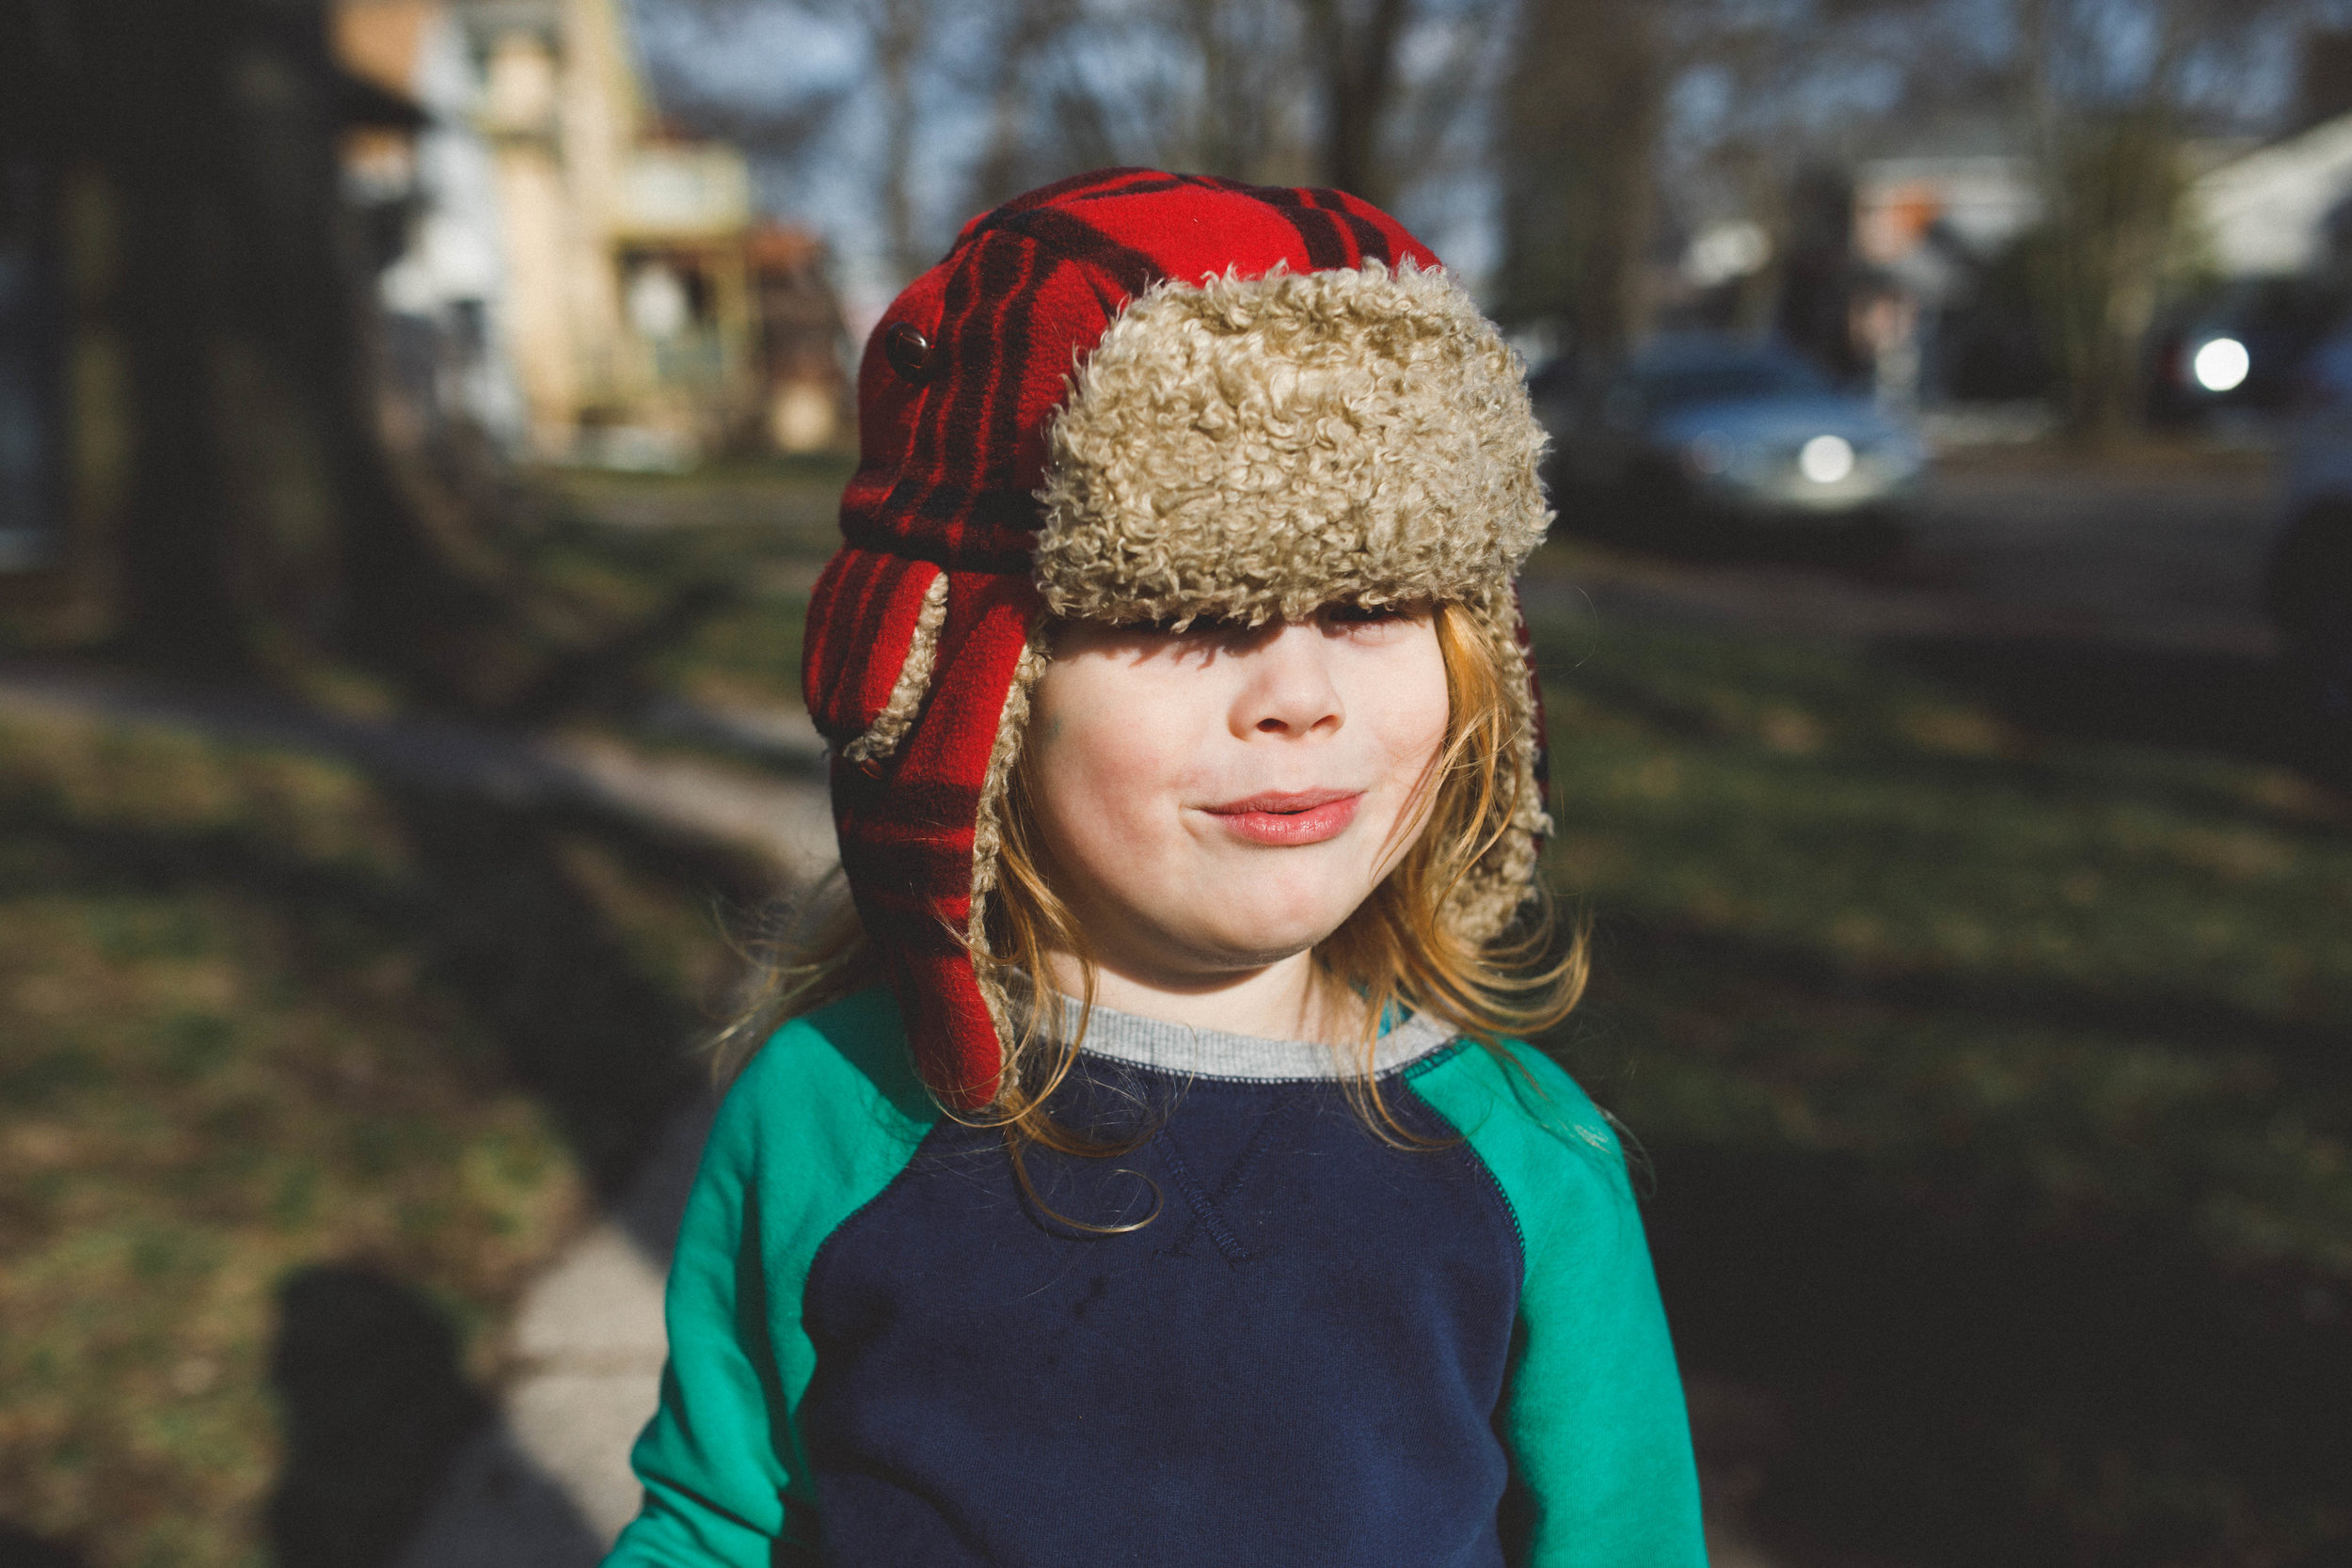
803;168;1553;1109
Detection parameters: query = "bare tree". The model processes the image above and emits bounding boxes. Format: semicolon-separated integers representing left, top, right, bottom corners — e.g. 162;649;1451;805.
870;0;934;283
970;0;1089;210
994;0;1315;191
964;0;1495;230
1491;0;1666;355
668;0;1475;286
2010;0;2296;437
1302;0;1412;204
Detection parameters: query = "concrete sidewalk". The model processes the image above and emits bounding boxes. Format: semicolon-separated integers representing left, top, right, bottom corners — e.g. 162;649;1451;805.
394;1101;718;1565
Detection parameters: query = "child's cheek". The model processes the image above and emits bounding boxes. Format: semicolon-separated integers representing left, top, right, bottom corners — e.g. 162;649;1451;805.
1050;667;1208;793
1357;641;1451;783
1034;684;1180;840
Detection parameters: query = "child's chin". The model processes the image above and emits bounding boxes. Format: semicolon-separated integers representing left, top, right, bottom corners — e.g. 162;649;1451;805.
1179;905;1359;967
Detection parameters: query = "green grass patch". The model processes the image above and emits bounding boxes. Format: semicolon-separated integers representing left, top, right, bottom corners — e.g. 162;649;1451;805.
522;464;840;714
0;706;755;1567
1529;612;2352;1566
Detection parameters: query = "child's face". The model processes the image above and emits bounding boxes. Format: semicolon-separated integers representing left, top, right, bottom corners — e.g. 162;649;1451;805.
1025;605;1449;988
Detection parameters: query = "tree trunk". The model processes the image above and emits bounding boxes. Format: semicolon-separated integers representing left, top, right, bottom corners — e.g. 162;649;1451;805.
24;0;519;699
2017;0;2202;444
2040;109;2184;442
1304;0;1411;205
100;1;252;672
873;0;928;287
1491;0;1663;356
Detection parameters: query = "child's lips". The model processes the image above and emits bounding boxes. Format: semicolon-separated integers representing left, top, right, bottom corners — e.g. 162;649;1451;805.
1200;788;1363;847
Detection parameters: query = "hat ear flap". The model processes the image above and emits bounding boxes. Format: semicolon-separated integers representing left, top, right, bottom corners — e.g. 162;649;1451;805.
804;549;948;765
829;570;1041;1109
1440;583;1553;943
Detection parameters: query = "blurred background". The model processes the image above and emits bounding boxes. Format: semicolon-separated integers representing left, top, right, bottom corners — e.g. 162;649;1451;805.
3;0;2351;1564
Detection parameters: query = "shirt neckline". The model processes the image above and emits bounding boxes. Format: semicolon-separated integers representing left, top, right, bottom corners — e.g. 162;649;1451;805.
1057;997;1458;1082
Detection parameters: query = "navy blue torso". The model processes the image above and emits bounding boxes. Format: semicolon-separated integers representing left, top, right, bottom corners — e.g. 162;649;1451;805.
797;1054;1525;1568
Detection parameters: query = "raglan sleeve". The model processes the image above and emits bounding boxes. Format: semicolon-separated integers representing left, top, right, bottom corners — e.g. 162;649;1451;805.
602;1065;812;1567
604;991;934;1566
1415;1042;1708;1567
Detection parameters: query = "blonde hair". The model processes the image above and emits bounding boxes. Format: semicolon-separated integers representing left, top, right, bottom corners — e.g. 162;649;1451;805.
715;601;1586;1168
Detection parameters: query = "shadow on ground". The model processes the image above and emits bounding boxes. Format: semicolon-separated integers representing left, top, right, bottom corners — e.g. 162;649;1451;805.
1648;1139;2351;1568
0;716;778;1561
267;1267;486;1568
248;791;767;1556
274;788;771;1554
1886;636;2326;774
1560;912;2352;1567
375;790;757;1214
0;1526;87;1567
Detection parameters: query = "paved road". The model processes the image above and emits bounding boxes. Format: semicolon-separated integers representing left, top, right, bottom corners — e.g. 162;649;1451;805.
1538;449;2283;656
1909;451;2280;647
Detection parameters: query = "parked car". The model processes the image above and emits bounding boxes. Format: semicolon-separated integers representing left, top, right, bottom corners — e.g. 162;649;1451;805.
2149;277;2350;424
2267;327;2352;753
1534;336;1928;546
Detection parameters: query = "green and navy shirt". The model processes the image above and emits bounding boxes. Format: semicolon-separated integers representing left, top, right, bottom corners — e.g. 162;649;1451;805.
607;987;1706;1567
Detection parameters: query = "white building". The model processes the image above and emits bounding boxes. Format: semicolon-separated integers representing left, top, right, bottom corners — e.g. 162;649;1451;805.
338;0;528;448
335;0;802;466
2189;114;2352;278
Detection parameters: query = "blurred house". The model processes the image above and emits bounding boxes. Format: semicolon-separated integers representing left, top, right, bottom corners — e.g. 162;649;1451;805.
1848;156;2042;410
1843;127;2352;419
330;0;850;467
1854;158;2041;292
335;0;525;451
2134;117;2352;419
2189;113;2352;281
747;223;852;456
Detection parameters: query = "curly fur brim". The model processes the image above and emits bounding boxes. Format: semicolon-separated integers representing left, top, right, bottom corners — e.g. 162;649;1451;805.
1444;584;1553;943
968;632;1050;1053
1033;261;1551;627
841;572;949;767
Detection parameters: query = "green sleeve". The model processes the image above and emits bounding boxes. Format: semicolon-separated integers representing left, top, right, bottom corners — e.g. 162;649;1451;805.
1407;1041;1708;1568
604;987;935;1566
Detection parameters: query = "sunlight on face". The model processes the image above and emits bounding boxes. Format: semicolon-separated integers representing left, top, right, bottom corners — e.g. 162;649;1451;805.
1024;605;1451;991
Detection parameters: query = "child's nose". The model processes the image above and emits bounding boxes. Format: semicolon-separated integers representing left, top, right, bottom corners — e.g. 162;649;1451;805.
1232;623;1344;737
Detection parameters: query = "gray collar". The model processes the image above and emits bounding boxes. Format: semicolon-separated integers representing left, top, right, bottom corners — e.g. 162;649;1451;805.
1059;998;1457;1081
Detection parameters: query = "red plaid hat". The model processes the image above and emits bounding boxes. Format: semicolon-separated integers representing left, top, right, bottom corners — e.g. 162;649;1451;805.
803;169;1553;1108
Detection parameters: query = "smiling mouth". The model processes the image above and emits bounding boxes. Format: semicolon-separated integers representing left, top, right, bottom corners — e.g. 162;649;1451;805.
1200;789;1363;847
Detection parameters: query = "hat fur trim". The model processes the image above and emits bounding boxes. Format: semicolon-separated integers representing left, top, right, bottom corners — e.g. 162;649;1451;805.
1446;582;1553;942
967;632;1051;1051
1034;261;1551;626
840;572;950;767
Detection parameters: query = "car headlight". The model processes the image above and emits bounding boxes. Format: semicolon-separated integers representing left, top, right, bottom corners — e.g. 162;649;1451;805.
2192;337;2249;393
1799;434;1856;484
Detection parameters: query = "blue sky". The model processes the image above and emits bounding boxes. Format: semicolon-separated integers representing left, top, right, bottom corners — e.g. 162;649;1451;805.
627;0;1505;328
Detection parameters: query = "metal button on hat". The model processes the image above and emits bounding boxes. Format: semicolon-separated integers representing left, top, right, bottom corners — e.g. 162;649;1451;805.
883;322;935;383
